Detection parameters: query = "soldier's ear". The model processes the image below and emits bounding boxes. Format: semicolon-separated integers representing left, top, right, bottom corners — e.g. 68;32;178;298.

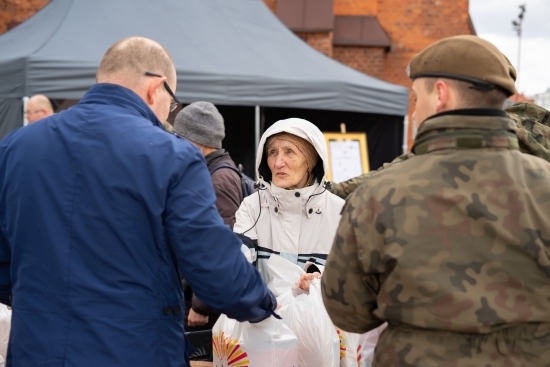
434;80;451;112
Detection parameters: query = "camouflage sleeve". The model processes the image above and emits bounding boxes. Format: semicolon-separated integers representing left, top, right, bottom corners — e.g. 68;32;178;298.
506;102;550;161
321;195;384;333
328;152;415;199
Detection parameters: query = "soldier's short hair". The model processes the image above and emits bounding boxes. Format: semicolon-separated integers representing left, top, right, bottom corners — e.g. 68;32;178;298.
423;77;507;109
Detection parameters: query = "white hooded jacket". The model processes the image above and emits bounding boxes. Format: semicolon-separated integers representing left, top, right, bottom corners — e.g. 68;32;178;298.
234;118;345;283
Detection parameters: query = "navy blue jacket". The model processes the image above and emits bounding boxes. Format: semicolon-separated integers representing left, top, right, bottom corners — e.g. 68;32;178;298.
0;84;274;367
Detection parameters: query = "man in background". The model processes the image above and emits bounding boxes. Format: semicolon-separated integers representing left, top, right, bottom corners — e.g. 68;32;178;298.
174;101;243;333
174;101;243;229
24;94;54;123
0;36;276;367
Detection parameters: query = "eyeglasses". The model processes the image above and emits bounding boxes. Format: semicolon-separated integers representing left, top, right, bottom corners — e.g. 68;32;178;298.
24;109;45;116
145;71;180;112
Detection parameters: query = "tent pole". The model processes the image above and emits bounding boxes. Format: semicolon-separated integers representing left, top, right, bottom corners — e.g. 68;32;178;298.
23;96;29;127
254;105;260;175
402;115;408;154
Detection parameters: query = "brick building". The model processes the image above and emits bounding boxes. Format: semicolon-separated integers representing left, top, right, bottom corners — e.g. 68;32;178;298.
0;0;48;34
1;0;476;147
266;0;476;144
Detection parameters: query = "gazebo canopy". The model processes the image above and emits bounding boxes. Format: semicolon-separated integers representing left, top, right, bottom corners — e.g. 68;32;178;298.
0;0;408;138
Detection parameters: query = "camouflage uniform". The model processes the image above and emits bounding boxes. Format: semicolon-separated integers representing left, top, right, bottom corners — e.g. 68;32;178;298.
508;102;550;160
328;102;550;199
322;110;550;367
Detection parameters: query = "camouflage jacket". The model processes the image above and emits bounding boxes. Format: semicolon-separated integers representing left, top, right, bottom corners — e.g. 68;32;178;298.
507;102;550;160
329;103;550;199
322;111;550;367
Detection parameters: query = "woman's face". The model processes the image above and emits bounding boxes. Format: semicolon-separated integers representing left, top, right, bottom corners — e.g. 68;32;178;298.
266;138;309;189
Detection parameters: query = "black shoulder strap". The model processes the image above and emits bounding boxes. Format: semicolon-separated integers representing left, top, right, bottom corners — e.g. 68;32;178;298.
208;163;242;177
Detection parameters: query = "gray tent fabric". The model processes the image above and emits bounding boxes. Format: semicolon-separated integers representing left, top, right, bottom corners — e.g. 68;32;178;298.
0;0;408;138
0;99;23;139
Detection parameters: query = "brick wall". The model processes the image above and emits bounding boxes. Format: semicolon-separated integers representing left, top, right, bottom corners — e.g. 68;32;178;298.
376;0;473;85
375;0;473;143
263;0;276;13
334;0;377;15
0;0;49;34
332;46;385;79
296;31;333;57
264;0;474;146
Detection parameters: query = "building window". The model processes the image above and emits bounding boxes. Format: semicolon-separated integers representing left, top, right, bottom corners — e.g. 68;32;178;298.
276;0;334;32
333;16;391;49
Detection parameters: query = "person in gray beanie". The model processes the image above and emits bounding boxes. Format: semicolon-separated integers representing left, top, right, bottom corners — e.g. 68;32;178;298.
174;102;244;335
173;101;225;149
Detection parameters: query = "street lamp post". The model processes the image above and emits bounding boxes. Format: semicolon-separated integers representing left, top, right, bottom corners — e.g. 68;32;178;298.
512;4;526;92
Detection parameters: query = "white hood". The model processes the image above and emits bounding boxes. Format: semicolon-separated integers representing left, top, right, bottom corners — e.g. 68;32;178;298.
235;118;345;284
256;118;328;186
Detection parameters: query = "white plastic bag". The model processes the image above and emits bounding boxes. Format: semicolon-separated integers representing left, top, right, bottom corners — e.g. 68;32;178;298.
266;254;303;297
357;324;386;367
212;313;298;367
0;304;10;362
267;255;340;367
337;328;360;367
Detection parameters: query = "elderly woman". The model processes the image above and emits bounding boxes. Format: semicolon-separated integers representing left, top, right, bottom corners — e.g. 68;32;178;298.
234;118;345;283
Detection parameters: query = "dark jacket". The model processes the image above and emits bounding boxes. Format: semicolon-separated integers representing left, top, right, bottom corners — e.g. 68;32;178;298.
205;150;243;229
186;150;244;330
0;83;275;367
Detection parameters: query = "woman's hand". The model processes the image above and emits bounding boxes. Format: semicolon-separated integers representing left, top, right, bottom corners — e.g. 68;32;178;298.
295;272;321;291
187;309;209;327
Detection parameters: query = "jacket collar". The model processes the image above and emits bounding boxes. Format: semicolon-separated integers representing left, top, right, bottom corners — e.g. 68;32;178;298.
426;108;510;119
266;182;326;218
205;149;227;166
412;109;519;155
79;83;165;130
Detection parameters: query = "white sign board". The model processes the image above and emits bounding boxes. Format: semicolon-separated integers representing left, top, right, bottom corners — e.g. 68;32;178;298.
328;140;364;183
323;132;369;183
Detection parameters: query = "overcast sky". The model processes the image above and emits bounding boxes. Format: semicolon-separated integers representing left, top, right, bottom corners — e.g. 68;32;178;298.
469;0;550;97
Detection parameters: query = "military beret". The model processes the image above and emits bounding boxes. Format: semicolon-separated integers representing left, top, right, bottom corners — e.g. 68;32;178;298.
407;35;517;96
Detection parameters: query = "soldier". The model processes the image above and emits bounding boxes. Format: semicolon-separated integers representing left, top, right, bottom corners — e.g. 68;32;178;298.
321;35;550;366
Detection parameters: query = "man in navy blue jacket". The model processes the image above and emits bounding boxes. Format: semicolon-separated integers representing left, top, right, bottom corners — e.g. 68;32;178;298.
0;37;276;367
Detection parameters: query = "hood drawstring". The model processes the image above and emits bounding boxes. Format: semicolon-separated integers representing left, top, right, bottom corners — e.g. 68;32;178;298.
306;181;331;205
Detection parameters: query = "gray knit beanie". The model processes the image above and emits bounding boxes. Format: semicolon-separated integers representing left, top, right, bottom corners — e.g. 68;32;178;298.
173;101;225;149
